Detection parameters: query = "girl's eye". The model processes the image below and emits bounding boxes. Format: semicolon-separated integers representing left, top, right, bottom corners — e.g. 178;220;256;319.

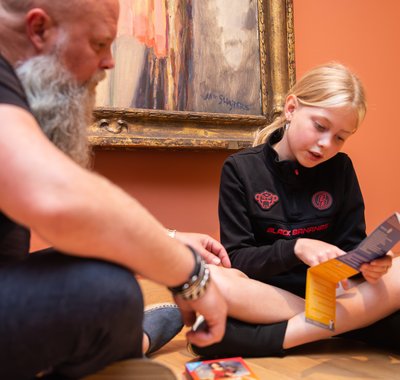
314;122;325;131
336;135;345;143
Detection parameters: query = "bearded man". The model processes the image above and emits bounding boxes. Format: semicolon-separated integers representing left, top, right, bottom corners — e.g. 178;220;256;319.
0;1;229;378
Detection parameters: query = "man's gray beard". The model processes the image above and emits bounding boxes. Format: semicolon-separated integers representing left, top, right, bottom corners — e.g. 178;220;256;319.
15;54;104;168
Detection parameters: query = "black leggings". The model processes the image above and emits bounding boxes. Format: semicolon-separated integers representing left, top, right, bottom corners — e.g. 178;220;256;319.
192;312;400;358
192;318;288;358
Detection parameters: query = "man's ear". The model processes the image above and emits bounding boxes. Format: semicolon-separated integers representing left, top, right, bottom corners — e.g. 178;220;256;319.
25;8;54;52
284;94;299;121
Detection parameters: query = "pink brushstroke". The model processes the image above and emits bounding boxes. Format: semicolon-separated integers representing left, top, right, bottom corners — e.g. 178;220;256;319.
118;0;168;58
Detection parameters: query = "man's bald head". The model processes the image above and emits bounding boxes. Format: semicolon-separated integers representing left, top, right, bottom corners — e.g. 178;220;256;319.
0;0;118;54
0;0;118;76
0;0;119;166
1;0;101;18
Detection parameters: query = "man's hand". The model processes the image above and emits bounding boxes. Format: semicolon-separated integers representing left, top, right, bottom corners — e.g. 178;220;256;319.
174;232;231;268
174;280;228;347
360;252;393;284
294;238;346;267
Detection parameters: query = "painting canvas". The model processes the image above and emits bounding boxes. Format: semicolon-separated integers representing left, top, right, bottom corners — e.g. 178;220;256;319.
90;0;295;150
96;0;262;115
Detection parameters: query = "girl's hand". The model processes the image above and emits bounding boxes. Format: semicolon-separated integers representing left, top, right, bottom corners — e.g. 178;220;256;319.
359;252;393;284
294;238;346;267
174;231;231;268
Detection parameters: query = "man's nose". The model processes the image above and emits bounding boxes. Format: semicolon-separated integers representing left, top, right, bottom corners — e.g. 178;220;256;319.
100;49;115;70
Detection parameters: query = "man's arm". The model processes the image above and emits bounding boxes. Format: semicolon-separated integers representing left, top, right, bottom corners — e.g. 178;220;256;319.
0;104;228;345
0;105;193;284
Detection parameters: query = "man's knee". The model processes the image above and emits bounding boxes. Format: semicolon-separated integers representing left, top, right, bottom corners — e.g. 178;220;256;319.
55;259;145;377
71;259;144;332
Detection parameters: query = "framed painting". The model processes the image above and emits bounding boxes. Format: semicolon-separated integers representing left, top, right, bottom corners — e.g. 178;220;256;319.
89;0;295;150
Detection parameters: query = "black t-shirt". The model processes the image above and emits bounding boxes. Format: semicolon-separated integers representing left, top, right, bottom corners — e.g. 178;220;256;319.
0;55;31;264
0;55;30;111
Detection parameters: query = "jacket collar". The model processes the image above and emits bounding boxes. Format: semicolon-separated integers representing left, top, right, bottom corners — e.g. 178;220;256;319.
263;129;315;186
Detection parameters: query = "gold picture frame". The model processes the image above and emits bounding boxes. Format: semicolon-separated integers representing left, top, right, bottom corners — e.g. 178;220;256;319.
89;0;295;150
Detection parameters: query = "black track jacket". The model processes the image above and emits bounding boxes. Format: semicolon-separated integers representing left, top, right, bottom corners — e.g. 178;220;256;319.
219;131;366;296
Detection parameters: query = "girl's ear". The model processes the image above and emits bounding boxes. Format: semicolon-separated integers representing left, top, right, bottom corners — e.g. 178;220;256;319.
284;94;299;121
25;8;54;52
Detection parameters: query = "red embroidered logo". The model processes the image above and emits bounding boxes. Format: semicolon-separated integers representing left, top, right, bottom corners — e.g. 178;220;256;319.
312;191;333;210
255;191;279;210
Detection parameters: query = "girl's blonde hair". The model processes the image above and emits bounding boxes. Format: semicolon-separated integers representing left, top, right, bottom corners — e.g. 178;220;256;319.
253;62;367;146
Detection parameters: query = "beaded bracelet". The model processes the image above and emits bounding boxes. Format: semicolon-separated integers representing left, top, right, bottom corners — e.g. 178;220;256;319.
168;246;210;301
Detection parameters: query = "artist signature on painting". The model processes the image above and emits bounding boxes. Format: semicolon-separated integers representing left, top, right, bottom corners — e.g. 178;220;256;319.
202;92;250;112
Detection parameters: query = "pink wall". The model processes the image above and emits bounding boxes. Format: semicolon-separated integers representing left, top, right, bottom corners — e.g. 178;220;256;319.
30;0;399;251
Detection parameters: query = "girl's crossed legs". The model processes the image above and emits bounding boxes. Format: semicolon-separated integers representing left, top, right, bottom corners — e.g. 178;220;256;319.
209;257;400;350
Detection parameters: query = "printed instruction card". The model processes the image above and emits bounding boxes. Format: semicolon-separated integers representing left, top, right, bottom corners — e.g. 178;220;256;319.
305;212;400;330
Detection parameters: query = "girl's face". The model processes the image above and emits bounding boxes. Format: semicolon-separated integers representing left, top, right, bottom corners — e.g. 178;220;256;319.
274;95;358;167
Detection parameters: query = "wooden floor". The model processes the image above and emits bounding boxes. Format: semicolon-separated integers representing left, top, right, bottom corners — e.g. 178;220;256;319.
86;278;400;379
